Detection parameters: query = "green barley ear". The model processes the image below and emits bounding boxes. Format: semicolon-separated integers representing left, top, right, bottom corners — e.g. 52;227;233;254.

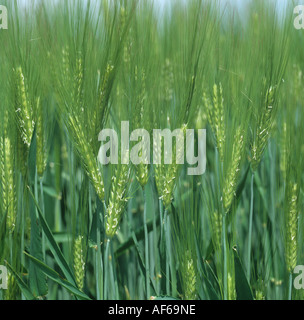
285;182;299;273
73;235;85;291
135;141;150;188
255;290;265;300
211;210;222;249
36;97;47;178
213;83;225;162
105;160;131;238
222;126;245;212
0;136;17;233
59;52;105;200
14;66;35;148
157;124;187;209
251;86;275;172
181;250;197;300
162;166;177;209
67;113;105;200
203;83;225;162
4;272;18;300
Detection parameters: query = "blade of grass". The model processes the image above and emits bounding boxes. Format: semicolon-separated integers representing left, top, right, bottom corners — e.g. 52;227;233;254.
27;185;76;286
5;261;36;301
24;252;91;300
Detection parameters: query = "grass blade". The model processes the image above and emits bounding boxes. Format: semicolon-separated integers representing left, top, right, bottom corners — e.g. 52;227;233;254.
233;247;254;300
5;261;36;301
24;252;91;300
27;185;76;286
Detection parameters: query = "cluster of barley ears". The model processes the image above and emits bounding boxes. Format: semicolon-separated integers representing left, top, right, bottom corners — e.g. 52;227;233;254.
0;0;303;302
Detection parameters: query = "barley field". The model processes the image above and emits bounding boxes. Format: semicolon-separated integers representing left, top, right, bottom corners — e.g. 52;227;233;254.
0;0;303;301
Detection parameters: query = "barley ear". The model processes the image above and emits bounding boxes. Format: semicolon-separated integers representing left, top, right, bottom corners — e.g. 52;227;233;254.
4;272;18;300
36;97;47;178
105;160;131;238
213;83;225;162
211;210;222;249
182;250;197;300
135;143;150;188
73;235;85;291
0;136;17;233
67;113;105;200
203;83;225;162
162;124;187;209
14;66;35;148
255;290;265;300
222;127;245;212
285;182;299;273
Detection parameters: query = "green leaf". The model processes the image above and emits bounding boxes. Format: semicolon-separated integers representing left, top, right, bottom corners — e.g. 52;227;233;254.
24;252;91;300
233;247;254;300
43;185;61;200
27;186;76;287
194;234;220;300
115;218;156;258
5;261;36;300
29;179;48;297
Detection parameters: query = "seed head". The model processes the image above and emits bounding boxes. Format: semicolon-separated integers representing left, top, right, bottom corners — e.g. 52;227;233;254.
223;126;244;212
106;161;131;238
285;183;299;273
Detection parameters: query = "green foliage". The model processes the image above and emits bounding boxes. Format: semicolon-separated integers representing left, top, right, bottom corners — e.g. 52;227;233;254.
0;0;303;301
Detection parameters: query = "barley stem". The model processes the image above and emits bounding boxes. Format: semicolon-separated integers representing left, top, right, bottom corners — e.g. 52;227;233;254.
247;172;254;280
143;188;150;299
153;197;160;296
104;239;110;300
164;208;170;295
287;272;292;300
95;199;103;300
39;178;46;260
222;213;228;300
